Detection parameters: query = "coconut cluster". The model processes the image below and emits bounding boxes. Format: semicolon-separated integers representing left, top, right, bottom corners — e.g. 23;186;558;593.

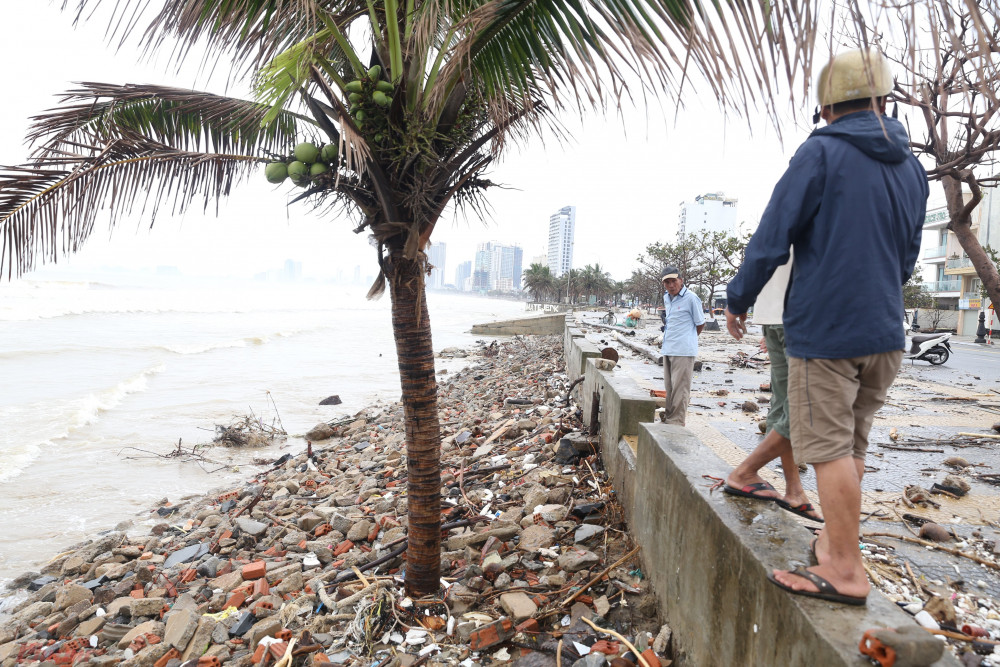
265;142;338;187
346;65;393;142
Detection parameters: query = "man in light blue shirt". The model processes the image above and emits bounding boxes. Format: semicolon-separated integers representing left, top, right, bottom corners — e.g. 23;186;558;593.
660;266;705;425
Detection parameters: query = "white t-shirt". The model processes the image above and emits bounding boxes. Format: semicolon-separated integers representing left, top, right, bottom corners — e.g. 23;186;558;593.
751;254;793;326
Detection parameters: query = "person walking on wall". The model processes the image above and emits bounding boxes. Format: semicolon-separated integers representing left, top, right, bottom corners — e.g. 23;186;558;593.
724;47;927;605
661;266;704;426
723;256;822;523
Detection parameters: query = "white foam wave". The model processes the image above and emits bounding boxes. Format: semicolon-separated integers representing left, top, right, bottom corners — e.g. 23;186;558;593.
71;364;165;429
0;365;164;484
0;441;43;485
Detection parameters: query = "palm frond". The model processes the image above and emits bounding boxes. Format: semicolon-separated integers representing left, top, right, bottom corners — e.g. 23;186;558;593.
0;130;266;278
28;83;310;160
66;0;370;75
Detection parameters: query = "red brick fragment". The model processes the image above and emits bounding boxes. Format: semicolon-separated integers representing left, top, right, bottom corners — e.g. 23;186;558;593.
224;591;246;609
241;560;267;581
469;618;514;651
641;648;662;666
591;640;620;655
515;619;539;633
154;648;182;667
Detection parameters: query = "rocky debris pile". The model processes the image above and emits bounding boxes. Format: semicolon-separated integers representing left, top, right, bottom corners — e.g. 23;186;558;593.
0;335;671;667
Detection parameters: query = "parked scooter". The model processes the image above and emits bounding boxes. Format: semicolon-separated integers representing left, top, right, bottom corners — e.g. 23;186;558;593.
904;331;952;365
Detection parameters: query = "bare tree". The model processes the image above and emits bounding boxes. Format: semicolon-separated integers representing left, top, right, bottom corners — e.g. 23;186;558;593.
887;5;1000;309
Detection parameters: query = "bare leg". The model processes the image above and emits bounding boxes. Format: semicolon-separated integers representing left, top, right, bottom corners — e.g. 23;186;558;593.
773;456;869;600
725;430;817;516
813;457;865;564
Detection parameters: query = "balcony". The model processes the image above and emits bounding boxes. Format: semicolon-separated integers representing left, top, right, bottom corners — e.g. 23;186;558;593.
925;279;962;293
923;245;946;259
963;291;982;301
945;256;978;275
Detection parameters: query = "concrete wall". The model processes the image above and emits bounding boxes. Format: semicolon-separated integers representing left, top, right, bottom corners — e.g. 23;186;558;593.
564;329;601;380
578;357;658;511
562;321;958;666
470;313;566;335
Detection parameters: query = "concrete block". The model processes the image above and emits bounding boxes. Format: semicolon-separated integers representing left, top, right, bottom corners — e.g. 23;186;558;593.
629;423;961;666
470;314;566;335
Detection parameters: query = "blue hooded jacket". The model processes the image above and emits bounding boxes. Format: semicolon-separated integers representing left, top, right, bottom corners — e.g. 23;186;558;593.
726;111;928;359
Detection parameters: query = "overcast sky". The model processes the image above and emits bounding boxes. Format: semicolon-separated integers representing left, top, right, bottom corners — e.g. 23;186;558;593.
0;3;942;283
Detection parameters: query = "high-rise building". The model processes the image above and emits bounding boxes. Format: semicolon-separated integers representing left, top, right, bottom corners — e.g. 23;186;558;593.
547;206;575;277
473;241;524;292
426;242;447;289
678;192;738;237
454;261;472;291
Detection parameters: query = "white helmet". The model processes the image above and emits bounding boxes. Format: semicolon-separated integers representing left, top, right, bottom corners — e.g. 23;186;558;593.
816;47;893;107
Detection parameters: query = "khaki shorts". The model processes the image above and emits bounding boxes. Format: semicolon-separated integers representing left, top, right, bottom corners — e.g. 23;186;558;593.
787;351;902;464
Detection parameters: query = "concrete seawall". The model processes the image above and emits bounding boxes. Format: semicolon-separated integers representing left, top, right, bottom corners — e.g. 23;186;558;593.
563;322;958;666
470;313;566;336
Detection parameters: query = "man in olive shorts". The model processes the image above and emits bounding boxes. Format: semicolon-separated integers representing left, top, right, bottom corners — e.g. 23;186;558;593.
724;259;820;522
724;48;926;604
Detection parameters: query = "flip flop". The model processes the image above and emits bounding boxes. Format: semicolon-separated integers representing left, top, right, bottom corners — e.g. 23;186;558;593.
723;482;780;501
767;567;867;606
776;499;824;523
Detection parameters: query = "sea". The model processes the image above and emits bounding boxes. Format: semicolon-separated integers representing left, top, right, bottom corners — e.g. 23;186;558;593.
0;273;527;586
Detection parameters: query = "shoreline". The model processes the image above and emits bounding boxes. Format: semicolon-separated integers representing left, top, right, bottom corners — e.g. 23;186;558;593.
0;334;670;666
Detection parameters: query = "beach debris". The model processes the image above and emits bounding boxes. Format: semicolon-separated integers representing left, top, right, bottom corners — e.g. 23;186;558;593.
213;413;286;448
0;335;669;667
318;395;342;406
919;523;952;542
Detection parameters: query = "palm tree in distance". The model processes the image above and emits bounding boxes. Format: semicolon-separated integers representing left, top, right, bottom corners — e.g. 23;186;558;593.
522;263;555;303
0;1;822;596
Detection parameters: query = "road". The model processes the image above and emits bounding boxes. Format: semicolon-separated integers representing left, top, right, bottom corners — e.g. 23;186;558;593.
904;339;1000;389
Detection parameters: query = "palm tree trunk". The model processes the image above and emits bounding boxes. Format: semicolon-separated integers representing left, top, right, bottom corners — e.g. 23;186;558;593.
387;249;442;597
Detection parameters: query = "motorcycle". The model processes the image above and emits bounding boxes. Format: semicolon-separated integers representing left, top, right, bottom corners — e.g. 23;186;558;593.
904;331;952;365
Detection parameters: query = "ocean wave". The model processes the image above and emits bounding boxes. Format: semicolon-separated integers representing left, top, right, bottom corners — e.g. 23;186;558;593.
0;364;164;483
71;364;165;429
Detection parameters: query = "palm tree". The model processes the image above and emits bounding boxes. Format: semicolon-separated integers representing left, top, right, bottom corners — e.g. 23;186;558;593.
0;1;821;596
522;263;554;303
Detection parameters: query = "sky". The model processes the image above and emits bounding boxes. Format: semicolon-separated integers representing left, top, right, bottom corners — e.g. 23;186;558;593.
0;3;939;284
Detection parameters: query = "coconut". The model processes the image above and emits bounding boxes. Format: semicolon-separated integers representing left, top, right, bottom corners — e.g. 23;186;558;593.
375;80;394;94
264;162;288;184
354;110;367;122
345;80;364;93
309;162;329;176
320;144;338;164
372;91;390;107
348;92;363;104
294;142;320;164
367;65;382;80
287;160;310;185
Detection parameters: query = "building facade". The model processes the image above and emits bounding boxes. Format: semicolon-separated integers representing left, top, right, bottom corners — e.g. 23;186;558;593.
920;187;999;335
454;260;472;291
678;192;738;237
473;241;524;293
547;206;575;278
426;242;447;289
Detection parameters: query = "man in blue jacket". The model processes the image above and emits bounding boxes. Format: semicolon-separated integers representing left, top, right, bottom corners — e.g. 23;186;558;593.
661;265;704;425
725;48;927;605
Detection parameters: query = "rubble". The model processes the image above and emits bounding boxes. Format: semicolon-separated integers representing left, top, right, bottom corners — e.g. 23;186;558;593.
0;335;668;666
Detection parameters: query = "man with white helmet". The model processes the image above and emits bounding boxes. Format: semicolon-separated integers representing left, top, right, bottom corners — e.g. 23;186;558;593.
724;48;927;604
